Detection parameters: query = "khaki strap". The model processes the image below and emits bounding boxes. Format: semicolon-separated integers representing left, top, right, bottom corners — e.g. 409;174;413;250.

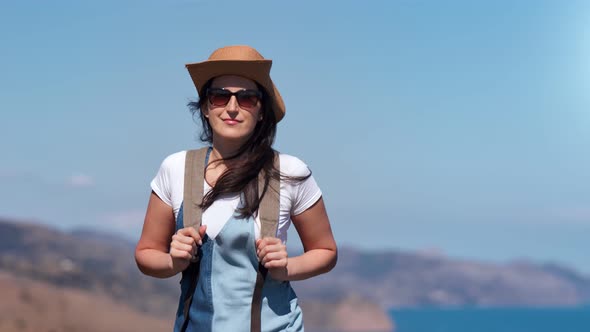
251;153;280;332
180;147;209;332
250;270;265;332
258;154;280;238
183;148;208;229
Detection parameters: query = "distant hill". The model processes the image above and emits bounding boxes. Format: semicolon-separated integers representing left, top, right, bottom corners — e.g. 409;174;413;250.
295;247;590;308
0;218;179;316
2;217;589;331
2;218;589;310
0;218;393;332
0;272;170;332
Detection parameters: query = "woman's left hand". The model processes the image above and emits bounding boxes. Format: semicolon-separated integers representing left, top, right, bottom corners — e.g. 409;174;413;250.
256;237;288;281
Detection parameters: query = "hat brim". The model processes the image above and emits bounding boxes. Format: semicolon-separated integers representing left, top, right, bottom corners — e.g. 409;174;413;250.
185;60;285;122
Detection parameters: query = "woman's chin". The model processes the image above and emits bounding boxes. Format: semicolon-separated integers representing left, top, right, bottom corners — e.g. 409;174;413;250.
213;131;253;144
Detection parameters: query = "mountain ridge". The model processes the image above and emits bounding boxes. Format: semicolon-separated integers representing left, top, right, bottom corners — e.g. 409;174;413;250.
0;218;394;331
2;217;588;310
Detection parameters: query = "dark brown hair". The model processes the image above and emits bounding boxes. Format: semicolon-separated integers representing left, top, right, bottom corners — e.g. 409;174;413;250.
188;79;311;218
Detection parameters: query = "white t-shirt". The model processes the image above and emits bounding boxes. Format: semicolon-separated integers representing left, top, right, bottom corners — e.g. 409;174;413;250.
150;151;322;243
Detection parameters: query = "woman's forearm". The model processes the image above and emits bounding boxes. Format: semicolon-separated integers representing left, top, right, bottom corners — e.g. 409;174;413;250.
285;248;337;281
135;248;180;279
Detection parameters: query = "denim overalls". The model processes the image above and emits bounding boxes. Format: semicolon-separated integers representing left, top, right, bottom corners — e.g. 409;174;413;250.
172;153;304;331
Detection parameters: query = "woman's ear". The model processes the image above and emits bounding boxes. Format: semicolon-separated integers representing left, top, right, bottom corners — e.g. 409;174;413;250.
202;106;209;118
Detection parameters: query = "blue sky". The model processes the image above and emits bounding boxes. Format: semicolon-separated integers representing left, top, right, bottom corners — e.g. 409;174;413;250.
1;0;589;272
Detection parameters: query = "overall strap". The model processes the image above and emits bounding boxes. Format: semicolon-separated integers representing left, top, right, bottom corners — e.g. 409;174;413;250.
180;147;209;332
251;152;280;332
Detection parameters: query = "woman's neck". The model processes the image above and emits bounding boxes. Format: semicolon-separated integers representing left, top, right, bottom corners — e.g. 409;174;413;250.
211;142;240;161
210;130;253;159
206;140;245;187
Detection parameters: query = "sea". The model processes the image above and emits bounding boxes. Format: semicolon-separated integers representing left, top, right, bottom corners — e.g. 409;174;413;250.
389;307;590;332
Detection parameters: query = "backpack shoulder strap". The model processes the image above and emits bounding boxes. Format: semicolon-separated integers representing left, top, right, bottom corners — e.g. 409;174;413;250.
183;147;209;229
252;152;280;332
180;147;209;332
258;152;280;238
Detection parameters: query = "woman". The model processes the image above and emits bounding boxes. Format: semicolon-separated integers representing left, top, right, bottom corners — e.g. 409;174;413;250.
135;45;337;332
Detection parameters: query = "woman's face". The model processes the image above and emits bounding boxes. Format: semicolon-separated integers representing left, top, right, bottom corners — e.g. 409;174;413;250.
203;75;263;144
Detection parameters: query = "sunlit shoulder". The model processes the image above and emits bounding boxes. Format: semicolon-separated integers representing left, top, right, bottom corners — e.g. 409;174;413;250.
278;153;312;177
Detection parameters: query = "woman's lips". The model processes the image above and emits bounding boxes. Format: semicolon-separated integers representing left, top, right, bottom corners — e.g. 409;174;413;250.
223;119;241;125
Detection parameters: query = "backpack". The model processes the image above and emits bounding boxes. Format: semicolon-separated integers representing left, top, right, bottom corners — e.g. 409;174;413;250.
180;147;280;332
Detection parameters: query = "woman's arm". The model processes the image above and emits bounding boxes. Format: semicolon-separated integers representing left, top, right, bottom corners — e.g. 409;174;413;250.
257;197;337;281
135;191;206;278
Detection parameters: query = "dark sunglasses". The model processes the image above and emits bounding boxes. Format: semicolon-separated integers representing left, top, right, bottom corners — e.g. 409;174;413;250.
206;88;262;110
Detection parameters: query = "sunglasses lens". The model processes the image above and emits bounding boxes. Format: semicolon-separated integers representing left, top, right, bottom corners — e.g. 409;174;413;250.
237;92;260;109
207;89;261;109
208;90;231;106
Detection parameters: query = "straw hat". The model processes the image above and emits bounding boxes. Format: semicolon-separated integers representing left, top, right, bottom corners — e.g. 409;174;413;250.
185;45;286;122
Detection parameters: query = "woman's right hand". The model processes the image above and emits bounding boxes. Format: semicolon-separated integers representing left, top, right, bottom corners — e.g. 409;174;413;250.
169;225;207;273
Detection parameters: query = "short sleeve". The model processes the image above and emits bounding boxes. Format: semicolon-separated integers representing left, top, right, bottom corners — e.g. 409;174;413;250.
150;155;175;207
292;174;322;216
279;154;322;216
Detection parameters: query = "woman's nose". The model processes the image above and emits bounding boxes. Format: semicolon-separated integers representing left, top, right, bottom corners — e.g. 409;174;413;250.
226;96;239;111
